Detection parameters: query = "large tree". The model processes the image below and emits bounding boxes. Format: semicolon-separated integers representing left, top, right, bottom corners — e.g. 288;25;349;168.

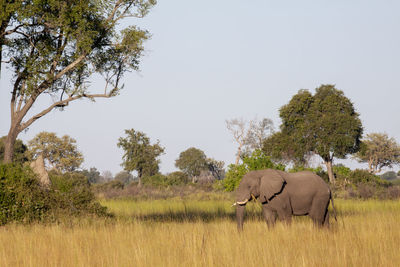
264;85;363;183
117;129;164;184
175;147;208;181
1;0;156;163
354;133;400;174
28;131;84;172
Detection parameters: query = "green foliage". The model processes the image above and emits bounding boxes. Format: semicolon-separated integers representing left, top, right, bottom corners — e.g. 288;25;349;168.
28;132;84;172
114;171;134;185
354;133;400;174
1;1;155;163
263;85;363;182
347;169;389;187
175;147;208;178
0;163;108;225
333;164;352;179
223;150;285;192
117;129;165;178
142;172;189;187
0;136;28;164
141;174;168;187
380;171;398;181
80;167;102;184
166;171;189;186
0;164;48;225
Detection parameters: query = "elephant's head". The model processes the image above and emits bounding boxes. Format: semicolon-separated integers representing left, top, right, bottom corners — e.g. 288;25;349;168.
234;170;286;230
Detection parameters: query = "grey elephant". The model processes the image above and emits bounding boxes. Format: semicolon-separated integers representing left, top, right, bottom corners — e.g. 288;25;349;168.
233;169;336;230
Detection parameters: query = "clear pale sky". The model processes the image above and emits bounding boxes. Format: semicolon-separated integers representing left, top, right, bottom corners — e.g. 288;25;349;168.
1;0;399;176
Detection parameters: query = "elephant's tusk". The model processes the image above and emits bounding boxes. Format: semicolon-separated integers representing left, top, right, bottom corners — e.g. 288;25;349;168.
235;199;249;206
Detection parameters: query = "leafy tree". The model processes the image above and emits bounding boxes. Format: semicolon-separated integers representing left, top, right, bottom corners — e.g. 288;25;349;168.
223;149;285;191
263;85;363;183
117;129;164;185
175;147;208;181
80;167;102;184
0;136;28;164
354;133;400;174
1;0;156;163
28;132;84;172
114;171;134;185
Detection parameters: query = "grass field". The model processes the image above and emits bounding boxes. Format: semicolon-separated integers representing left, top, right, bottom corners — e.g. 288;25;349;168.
1;198;400;266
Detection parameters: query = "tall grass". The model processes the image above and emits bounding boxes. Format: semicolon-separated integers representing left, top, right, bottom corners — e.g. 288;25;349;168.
0;199;399;266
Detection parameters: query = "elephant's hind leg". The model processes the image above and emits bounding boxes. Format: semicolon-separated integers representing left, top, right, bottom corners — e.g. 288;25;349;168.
309;196;330;227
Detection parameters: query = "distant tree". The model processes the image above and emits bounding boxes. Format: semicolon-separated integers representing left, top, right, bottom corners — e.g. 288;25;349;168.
101;170;114;183
80;167;102;184
117;129;164;185
380;171;398;181
114;171;134;185
28;132;84;172
206;158;225;180
354;133;400;174
226;118;247;165
1;1;156;163
263;85;363;183
244;118;274;154
226;117;274;165
175;147;208;182
0;136;28;164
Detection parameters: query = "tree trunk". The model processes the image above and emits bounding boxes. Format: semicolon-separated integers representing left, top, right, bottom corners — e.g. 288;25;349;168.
235;143;243;165
3;123;20;163
325;159;335;183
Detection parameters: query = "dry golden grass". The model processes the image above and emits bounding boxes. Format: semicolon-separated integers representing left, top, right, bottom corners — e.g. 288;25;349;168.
1;199;399;267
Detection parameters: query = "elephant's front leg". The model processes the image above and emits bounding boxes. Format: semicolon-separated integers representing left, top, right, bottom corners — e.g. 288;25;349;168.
262;204;276;228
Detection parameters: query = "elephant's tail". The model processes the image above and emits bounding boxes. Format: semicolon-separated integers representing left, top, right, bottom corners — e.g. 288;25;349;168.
330;191;338;222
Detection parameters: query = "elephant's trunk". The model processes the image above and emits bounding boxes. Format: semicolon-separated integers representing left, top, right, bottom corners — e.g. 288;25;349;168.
236;204;246;231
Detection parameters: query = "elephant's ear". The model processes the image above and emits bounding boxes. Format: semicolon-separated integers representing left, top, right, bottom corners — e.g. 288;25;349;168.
260;170;285;202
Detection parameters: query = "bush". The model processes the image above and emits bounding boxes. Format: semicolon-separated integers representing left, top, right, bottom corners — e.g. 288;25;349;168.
348;169;389;186
166;171;189;186
380;171;398;181
48;171;108;217
141;174;168;186
0;164;108;225
0;164;48;225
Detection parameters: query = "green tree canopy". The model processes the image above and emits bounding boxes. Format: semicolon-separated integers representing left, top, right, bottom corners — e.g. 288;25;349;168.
114;171;134;185
28;132;84;172
354;133;400;174
1;0;156;163
263;85;363;183
175;147;208;179
117;129;164;183
80;167;102;184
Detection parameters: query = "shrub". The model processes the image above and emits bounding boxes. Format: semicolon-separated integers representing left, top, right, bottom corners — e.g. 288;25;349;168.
48;171;108;217
0;164;48;225
166;171;189;186
0;164;109;225
141;174;168;187
380;171;398;181
348;169;389;186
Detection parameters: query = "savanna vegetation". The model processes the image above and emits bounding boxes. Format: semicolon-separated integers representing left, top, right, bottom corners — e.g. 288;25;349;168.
1;1;400;266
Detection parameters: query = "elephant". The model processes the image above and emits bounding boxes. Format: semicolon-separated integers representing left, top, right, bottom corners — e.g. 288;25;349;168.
233;169;336;230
